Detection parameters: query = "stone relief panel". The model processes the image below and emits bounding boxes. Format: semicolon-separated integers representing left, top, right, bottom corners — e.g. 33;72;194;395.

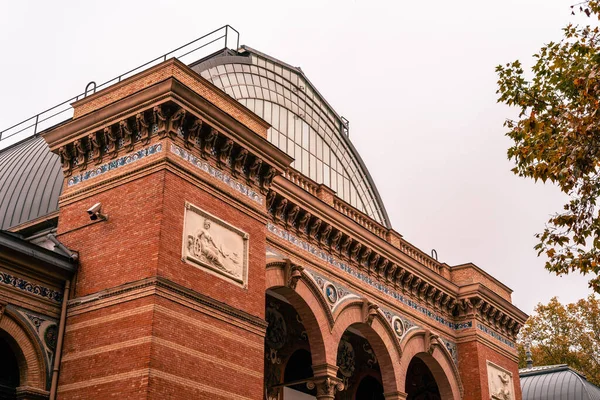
487;361;515;400
182;202;249;287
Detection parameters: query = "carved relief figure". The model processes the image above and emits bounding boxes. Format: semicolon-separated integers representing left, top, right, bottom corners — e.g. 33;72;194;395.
247;157;263;185
286;205;299;228
187;219;241;279
261;167;277;193
104;126;119;159
74;138;87;170
119;120;134;151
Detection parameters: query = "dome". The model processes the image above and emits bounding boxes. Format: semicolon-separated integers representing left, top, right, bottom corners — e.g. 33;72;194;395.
0;136;62;230
190;47;390;227
520;365;600;400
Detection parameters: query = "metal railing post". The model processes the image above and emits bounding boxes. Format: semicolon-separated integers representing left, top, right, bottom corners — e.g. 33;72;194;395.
33;115;39;135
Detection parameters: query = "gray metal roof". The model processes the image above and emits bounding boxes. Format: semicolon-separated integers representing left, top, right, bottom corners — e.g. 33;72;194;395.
0;136;62;230
520;365;600;400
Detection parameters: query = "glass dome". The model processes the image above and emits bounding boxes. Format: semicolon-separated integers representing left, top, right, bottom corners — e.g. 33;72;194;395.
190;47;390;227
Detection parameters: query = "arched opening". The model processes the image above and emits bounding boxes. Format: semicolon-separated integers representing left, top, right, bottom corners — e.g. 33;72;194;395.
405;357;441;400
355;375;384;400
0;334;20;400
335;326;384;400
264;290;318;399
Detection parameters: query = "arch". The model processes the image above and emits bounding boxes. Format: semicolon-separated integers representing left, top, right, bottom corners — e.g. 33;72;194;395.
0;311;47;391
399;329;463;400
331;301;403;395
266;263;332;366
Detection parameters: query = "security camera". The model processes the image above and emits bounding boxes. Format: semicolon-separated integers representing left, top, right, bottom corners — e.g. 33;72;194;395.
87;202;108;221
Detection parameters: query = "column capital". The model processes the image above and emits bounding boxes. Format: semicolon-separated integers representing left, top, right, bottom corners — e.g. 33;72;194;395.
307;376;345;400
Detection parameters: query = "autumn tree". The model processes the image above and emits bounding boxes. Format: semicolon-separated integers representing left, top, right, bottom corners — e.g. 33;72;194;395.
496;1;600;291
517;295;600;386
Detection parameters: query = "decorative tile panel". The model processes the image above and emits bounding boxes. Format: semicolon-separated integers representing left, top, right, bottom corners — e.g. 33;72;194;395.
267;223;471;331
477;323;515;348
170;144;263;205
67;143;162;187
0;271;62;303
304;269;360;312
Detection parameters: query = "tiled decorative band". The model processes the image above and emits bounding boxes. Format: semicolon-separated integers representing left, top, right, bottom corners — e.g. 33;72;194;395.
267;223;471;331
170;144;263;205
0;271;62;303
477;323;515;348
68;143;163;187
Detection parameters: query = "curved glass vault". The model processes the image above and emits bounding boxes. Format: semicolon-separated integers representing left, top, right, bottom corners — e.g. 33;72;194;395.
191;47;390;227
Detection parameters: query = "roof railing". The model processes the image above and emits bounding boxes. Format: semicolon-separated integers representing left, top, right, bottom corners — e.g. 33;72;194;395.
0;25;239;148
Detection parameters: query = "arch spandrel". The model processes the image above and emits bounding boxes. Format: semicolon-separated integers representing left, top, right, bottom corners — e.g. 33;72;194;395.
399;329;463;400
265;263;333;367
331;301;403;395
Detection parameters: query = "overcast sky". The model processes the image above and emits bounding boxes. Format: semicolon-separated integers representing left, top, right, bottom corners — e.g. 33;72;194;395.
0;0;595;314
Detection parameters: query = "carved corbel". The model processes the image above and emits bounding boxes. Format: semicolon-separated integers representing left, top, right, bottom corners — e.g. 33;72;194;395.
306;377;344;398
320;225;332;246
136;112;151;145
266;190;277;209
286;205;300;228
308;219;322;241
359;248;372;266
447;298;457;314
153;105;167;137
411;278;422;296
185;118;202;149
202;128;217;159
329;230;342;251
285;261;304;291
232;148;248;177
168;107;186;137
368;254;380;275
424;330;440;355
297;212;311;234
217;139;234;168
247;157;263;186
119;119;134;151
350;242;362;262
403;274;414;292
74;137;88;170
377;259;388;279
104;126;119;159
88;132;102;165
426;287;436;304
339;235;352;257
59;145;73;176
363;300;379;326
274;198;288;222
261;167;277;194
419;282;429;300
434;290;444;309
386;264;397;285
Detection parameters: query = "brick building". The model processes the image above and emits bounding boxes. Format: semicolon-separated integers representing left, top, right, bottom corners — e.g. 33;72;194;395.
0;29;527;399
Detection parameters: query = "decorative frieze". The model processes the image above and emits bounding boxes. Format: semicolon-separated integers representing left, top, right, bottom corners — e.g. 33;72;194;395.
171;144;263;205
67;143;162;187
477;323;515;348
267;223;471;332
0;271;62;303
